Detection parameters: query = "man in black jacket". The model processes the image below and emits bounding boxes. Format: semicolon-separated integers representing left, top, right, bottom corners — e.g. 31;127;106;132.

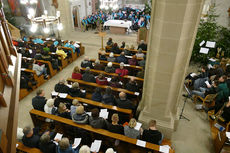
81;56;93;68
82;67;96;83
22;126;41;148
125;77;139;92
32;89;46;111
137;40;147;51
54;79;70;93
116;92;134;110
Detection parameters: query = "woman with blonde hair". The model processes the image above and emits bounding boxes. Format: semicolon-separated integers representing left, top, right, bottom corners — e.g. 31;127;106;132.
124;118;141;139
106;113;124;134
72;105;88;124
57;103;71;119
72;66;82;80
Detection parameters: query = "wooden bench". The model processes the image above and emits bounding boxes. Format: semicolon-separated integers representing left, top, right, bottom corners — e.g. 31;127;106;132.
106;46;147;54
16;141;42;153
29;109;174;153
99;52;144;61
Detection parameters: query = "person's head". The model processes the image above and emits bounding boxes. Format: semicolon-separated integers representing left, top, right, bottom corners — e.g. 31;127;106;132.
59;79;66;84
128;118;137;128
95;60;100;65
201;66;208;72
109;52;114;58
219;75;227;82
101;51;106;55
37;89;45;97
85;67;90;73
91;108;99;118
119;92;126;100
140;40;144;44
113;43;118;47
107;62;113;68
105;148;115;153
72;82;79;89
111;113;119;124
84;56;89;61
58;103;67;113
23;126;33;138
59;137;70;150
79;145;90;153
132;55;136;59
76;105;84;114
121;52;125;56
120;62;124;69
122;41;125;45
105;87;112;95
125;45;130;50
46;99;54;107
72;99;80;106
98;73;104;79
138;48;142;53
73;66;80;73
130;76;135;82
57;46;62;50
40;133;50;144
149;120;156;128
108;38;112;42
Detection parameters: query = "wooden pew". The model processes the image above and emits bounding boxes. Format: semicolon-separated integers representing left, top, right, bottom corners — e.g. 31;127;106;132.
16;141;42;153
66;78;140;98
62;47;77;61
50;52;68;69
21;68;45;87
29;109;174;153
99;52;144;61
37;60;57;77
66;95;133;119
105;46;147;54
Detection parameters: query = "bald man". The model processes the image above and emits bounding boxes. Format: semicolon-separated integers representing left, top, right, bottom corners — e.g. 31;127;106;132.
125;77;139;92
116;92;134;110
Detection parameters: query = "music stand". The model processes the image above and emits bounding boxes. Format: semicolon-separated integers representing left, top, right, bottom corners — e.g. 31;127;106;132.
179;84;191;121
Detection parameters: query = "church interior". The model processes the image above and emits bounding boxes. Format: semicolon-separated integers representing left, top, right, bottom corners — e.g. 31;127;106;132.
1;0;230;153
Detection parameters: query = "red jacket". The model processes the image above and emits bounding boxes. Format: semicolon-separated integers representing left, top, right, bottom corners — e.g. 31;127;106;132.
96;77;108;85
115;68;128;77
72;72;82;80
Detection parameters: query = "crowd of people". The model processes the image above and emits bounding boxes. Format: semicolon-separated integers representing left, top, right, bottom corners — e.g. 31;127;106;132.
81;7;150;31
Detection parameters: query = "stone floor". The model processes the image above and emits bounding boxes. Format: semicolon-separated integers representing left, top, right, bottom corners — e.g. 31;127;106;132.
18;29;215;153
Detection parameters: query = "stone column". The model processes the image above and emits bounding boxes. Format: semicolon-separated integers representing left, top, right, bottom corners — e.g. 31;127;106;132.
138;0;204;138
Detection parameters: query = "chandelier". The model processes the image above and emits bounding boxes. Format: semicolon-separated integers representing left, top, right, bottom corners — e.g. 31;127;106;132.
20;0;63;34
99;0;119;10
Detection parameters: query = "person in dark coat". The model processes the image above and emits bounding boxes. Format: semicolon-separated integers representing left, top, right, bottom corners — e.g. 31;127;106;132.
39;133;56;153
111;43;121;54
106;113;124;134
94;60;105;71
116;52;127;64
105;62;115;73
32;89;47;112
128;55;138;66
81;56;93;68
54;79;70;93
34;50;43;60
99;51;107;61
106;38;114;47
116;92;134;110
69;82;86;98
137;40;147;51
72;105;89;124
22;126;41;148
138;55;146;67
82;67;96;83
92;87;102;102
89;108;106;129
125;77;139;92
120;41;125;49
109;76;122;88
142;120;163;145
57;103;71;119
102;87;115;105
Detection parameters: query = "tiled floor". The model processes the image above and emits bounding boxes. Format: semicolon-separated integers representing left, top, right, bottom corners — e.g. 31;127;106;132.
18;29;215;153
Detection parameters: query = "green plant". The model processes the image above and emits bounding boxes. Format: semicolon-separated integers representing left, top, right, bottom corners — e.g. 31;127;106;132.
217;27;230;57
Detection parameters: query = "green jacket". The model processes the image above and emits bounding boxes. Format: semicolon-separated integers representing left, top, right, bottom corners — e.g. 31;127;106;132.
216;82;229;103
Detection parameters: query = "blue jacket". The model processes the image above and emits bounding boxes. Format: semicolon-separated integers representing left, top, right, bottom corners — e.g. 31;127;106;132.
92;92;102;102
116;55;127;64
57;146;79;153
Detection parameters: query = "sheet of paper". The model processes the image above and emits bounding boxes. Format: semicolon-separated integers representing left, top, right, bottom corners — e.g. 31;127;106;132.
136;139;146;147
21;68;26;71
67;84;72;88
16;143;19;148
54;133;63;141
134;92;140;96
51;91;59;96
90;140;102;152
59;93;67;98
99;111;109;119
125;55;132;58
124;64;130;66
190;73;197;77
107;77;112;82
200;47;209;54
134;122;142;130
81;89;86;93
83;103;88;106
51;52;56;55
46;38;51;40
86;112;92;116
74;43;80;48
209;58;216;62
207;64;213;69
206;41;216;48
199;40;205;46
72;138;81;149
52;38;56;41
100;109;108;113
159;145;170;153
27;58;32;60
226;132;230;138
112;106;117;110
205;81;211;87
29;49;32;54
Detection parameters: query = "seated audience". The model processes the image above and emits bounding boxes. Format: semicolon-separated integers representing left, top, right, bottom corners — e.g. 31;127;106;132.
57;103;71;119
99;51;107;61
111;43;121;54
125;77;139;92
94;60;105;71
220;100;230;123
96;73;108;85
124;118;141;139
72;66;82;80
39;133;56;153
81;56;93;68
138;55;146;67
116;92;134;109
137;40;147;51
22;126;41;148
44;99;57;122
32;89;47;112
115;62;129;77
79;145;90;153
107;38;114;47
191;80;218;98
142;120;163;145
32;60;48;78
89;108;106;128
57;137;78;153
136;48;145;58
106;113;124;134
102;87;115;105
54;79;70;93
34;50;42;60
82;67;96;83
69;82;86;98
116;52;127;64
120;41;125;48
128;55;138;66
107;52;116;62
136;68;145;78
72;105;89;124
56;46;67;59
70;99;82;117
92;87;103;102
109;76;122;88
124;45;131;56
105;62;115;73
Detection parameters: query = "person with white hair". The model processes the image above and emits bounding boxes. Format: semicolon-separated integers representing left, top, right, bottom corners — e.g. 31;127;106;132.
125;77;139;92
79;145;90;153
72;105;88;124
136;48;144;58
107;52;116;62
81;56;93;68
115;62;128;77
105;62;115;73
44;99;57;122
105;148;115;153
137;40;147;51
